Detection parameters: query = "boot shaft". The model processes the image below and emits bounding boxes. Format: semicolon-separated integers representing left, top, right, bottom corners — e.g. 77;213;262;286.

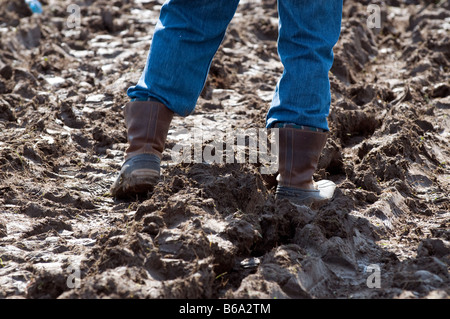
277;127;328;190
124;100;174;161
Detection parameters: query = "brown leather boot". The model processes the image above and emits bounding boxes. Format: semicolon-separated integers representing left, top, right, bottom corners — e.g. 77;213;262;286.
275;126;336;208
110;100;174;198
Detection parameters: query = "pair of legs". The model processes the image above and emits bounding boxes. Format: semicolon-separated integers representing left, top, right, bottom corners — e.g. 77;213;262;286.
112;0;343;206
127;0;343;130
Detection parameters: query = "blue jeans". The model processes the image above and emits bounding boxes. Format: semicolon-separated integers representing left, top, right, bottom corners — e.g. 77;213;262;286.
127;0;343;131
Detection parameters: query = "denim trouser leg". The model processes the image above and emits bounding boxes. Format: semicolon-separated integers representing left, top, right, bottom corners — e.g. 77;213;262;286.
266;0;343;131
127;0;240;116
127;0;343;130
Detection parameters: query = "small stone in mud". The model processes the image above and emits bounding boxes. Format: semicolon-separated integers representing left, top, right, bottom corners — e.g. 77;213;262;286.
101;9;115;33
431;83;450;98
45;76;66;87
86;94;110;104
435;96;450;109
0;102;16;121
0;80;6;94
13;82;36;99
0;221;7;237
240;257;261;269
0;65;13;80
170;176;185;192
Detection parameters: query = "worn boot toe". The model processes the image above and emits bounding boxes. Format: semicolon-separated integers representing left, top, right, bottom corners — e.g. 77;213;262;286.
110;153;161;198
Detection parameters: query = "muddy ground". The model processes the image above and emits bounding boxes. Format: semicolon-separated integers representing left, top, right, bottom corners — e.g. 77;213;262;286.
0;0;449;299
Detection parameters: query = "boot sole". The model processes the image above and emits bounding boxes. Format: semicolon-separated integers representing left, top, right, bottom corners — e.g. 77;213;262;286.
110;154;161;198
275;180;337;209
111;169;160;198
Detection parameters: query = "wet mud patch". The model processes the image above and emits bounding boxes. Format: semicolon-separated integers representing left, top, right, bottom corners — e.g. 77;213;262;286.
0;0;449;299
